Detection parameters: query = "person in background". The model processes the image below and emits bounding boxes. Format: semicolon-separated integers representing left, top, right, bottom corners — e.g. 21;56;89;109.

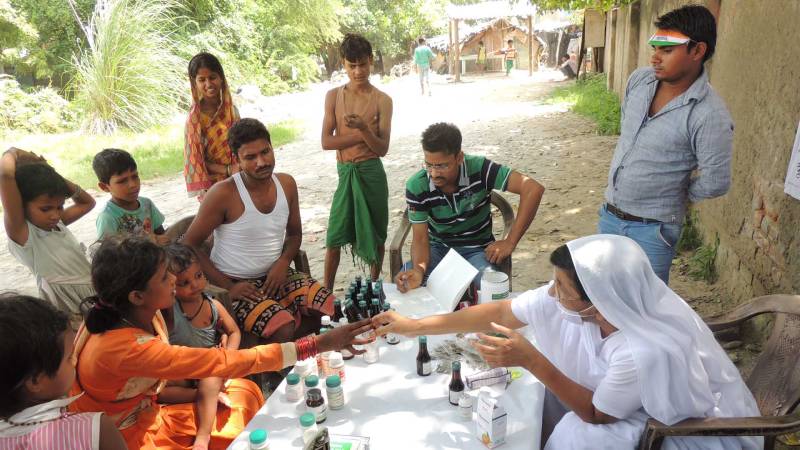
413;37;435;96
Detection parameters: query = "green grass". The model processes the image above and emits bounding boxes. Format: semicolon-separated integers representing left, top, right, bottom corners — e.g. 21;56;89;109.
546;74;621;135
1;121;302;189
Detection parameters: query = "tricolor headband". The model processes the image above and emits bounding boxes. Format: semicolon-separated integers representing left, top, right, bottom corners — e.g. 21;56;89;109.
648;29;692;47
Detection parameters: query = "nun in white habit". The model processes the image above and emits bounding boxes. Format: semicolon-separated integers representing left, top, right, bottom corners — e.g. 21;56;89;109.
373;234;762;450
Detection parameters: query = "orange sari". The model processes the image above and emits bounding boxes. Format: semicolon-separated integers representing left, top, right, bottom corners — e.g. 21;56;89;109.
69;313;284;450
183;76;240;198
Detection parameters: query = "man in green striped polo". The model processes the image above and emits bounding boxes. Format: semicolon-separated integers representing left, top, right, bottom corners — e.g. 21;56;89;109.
395;122;545;292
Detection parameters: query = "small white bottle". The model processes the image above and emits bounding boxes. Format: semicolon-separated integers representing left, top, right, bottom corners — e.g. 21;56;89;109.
285;373;303;402
327;351;345;382
248;429;269;449
326;374;345;410
299;413;318;445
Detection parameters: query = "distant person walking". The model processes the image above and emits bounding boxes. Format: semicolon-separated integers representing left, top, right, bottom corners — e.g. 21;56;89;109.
496;39;517;76
414;38;435;96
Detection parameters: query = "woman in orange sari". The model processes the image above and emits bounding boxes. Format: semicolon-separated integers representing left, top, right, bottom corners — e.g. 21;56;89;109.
184;52;240;199
70;237;370;450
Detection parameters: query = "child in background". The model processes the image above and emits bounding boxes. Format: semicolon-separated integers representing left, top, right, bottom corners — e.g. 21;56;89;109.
69;236;371;449
0;147;95;314
92;148;168;243
158;243;241;450
0;293;126;450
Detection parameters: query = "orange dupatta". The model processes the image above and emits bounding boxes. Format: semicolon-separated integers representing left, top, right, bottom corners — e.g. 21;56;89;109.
183;76;239;198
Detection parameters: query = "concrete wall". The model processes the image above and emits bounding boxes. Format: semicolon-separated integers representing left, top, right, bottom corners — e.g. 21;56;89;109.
602;0;800;303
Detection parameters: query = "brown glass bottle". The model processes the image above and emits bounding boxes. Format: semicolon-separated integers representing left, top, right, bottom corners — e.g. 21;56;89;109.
417;336;432;376
449;361;465;405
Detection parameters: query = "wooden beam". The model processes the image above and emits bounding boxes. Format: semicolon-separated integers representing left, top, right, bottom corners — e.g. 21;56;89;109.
454;18;461;82
449;19;454;75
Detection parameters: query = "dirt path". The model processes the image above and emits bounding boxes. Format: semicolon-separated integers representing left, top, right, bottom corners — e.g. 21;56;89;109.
0;69;698;301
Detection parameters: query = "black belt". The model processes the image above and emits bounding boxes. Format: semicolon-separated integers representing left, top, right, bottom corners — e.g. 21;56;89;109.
605;204;661;224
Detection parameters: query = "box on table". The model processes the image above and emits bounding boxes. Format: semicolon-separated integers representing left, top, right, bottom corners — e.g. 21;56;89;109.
329;433;370;450
476;389;507;448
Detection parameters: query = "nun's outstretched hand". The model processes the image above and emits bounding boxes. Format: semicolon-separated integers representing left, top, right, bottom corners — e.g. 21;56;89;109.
472;322;543;369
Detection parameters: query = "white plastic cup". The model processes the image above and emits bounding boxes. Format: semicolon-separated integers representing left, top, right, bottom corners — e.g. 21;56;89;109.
480;270;509;304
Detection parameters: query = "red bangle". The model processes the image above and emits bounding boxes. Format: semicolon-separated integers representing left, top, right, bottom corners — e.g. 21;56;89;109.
296;336;319;361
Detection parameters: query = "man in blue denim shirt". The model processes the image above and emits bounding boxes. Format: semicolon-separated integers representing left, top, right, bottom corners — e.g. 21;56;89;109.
599;5;733;284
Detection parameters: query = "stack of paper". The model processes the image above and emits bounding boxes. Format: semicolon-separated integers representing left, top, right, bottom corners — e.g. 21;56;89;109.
384;249;478;318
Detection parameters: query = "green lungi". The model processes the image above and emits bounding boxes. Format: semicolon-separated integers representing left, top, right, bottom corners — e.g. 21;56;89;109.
326;158;389;266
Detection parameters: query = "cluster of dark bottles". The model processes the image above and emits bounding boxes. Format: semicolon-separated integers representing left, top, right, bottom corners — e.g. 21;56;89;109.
340;275;386;322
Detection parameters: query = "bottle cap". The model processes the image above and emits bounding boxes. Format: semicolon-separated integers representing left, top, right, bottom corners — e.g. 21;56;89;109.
299;413;316;427
339;317;349;325
458;394;473;408
319;328;328;334
358;300;367;308
333;299;341;305
418;335;427;344
452;361;461;371
371;298;379;305
382;304;390;312
286;373;300;385
328;352;343;366
249;429;268;444
321;316;331;326
305;375;319;387
326;374;341;388
295;359;311;374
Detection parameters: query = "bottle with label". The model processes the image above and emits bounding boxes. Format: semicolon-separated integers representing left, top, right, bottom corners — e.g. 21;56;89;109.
332;299;344;323
316;328;331;374
357;299;368;320
305;376;327;423
382;303;400;345
299;413;318;445
370;298;381;318
338;318;355;360
458;394;473;420
449;361;465;405
326;374;345;410
285;373;303;402
374;279;385;305
320;316;332;332
417;336;432;376
327;351;346;381
249;429;269;449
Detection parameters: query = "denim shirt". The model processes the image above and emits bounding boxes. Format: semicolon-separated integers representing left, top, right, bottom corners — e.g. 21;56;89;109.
604;67;734;223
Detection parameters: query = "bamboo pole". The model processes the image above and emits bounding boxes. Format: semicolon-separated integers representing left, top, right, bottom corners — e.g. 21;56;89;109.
454;19;461;82
528;15;533;76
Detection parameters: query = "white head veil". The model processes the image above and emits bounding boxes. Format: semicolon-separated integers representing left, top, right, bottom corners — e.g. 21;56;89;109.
566;234;760;426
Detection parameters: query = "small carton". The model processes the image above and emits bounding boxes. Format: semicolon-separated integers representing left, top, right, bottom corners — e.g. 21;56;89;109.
476;388;507;448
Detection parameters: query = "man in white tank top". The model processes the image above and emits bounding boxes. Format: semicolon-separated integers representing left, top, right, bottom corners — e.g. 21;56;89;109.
183;119;336;345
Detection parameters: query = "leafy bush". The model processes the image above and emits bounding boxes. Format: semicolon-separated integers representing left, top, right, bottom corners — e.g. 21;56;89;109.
0;76;78;134
69;0;187;134
688;234;719;283
676;210;703;252
547;74;621;135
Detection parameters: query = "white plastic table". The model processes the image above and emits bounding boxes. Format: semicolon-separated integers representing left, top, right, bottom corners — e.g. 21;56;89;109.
228;331;545;449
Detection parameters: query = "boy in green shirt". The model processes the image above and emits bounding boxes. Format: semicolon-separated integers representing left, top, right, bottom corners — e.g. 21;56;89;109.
92;148;167;242
414;37;435;96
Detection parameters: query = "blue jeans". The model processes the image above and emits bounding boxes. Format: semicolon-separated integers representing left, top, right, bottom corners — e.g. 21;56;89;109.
404;241;498;286
597;204;682;284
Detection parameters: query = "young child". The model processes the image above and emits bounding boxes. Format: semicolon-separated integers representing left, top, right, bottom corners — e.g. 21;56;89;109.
158;243;241;450
0;293;126;449
0;147;96;314
497;39;517;76
69;236;371;449
92;148;167;243
321;33;393;290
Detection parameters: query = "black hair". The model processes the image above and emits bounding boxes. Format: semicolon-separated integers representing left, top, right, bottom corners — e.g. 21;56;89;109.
654;5;717;62
227;118;271;156
507;39;513;45
549;245;590;302
418;37;425;44
15;164;71;205
188;52;226;82
339;33;373;62
479;40;484;45
165;242;197;274
82;236;165;333
561;54;570;60
421;122;462;155
92;148;137;184
0;293;69;418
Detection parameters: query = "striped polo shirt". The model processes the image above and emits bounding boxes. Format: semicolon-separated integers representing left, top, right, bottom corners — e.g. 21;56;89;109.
405;154;511;248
